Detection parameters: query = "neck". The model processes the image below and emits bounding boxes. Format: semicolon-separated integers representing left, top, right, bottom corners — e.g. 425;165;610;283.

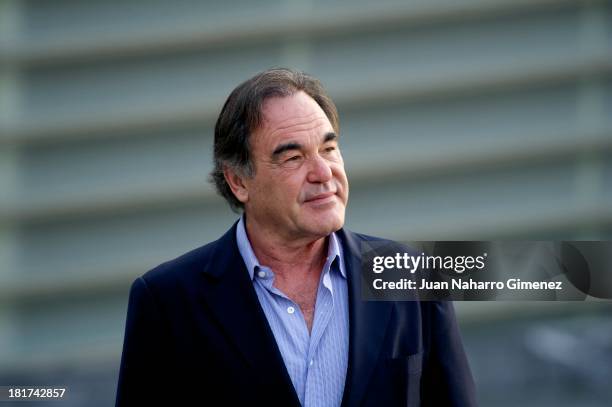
244;215;328;278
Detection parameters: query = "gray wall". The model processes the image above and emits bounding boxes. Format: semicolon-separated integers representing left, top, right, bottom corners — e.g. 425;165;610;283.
1;0;611;405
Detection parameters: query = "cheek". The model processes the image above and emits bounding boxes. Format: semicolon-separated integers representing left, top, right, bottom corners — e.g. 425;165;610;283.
333;165;348;185
335;169;349;203
267;172;303;200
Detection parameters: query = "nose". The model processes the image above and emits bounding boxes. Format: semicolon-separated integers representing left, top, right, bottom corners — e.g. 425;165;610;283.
307;155;333;183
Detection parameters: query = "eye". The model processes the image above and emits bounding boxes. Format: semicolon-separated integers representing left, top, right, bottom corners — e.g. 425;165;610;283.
325;146;336;152
286;155;301;162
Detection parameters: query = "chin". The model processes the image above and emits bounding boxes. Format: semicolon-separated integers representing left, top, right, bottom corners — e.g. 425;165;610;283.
304;214;344;237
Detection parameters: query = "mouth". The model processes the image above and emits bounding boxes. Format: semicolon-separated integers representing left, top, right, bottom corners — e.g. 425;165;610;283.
304;192;336;205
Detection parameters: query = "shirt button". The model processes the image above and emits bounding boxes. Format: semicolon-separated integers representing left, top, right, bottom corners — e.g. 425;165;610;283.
287;306;295;314
309;359;314;366
257;270;266;278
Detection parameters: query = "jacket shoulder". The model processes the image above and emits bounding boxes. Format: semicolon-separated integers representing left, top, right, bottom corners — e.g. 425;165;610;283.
139;236;222;290
343;229;420;256
348;231;394;244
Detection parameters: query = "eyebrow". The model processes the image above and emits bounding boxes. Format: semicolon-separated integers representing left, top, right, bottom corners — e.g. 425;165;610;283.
271;132;337;157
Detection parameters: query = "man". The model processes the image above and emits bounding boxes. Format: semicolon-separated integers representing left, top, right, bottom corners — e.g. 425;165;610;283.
116;68;477;406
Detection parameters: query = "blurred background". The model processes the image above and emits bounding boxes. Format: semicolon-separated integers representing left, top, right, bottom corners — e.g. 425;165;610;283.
1;0;611;405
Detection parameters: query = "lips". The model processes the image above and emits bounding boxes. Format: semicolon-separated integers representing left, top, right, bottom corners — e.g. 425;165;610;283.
304;191;336;203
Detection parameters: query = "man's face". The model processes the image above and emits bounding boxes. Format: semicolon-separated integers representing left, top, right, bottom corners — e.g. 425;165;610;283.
242;91;349;241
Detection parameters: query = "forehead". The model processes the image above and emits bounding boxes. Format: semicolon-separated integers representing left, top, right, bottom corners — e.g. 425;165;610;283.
256;91;333;142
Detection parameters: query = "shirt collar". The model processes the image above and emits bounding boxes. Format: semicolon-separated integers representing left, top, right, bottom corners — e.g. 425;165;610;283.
236;215;346;280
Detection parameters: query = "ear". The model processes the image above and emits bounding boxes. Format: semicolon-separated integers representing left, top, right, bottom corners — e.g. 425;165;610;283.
223;166;249;204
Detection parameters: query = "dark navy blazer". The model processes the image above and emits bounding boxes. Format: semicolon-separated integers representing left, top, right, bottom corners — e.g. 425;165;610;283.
116;222;477;406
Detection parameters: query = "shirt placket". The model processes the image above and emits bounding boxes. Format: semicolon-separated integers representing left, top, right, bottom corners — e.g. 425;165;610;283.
303;263;335;407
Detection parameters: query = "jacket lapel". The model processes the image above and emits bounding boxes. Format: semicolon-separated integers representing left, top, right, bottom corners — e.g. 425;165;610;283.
198;222;300;405
338;229;394;407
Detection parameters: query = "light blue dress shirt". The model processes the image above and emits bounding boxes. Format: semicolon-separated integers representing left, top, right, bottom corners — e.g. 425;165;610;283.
236;216;349;407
